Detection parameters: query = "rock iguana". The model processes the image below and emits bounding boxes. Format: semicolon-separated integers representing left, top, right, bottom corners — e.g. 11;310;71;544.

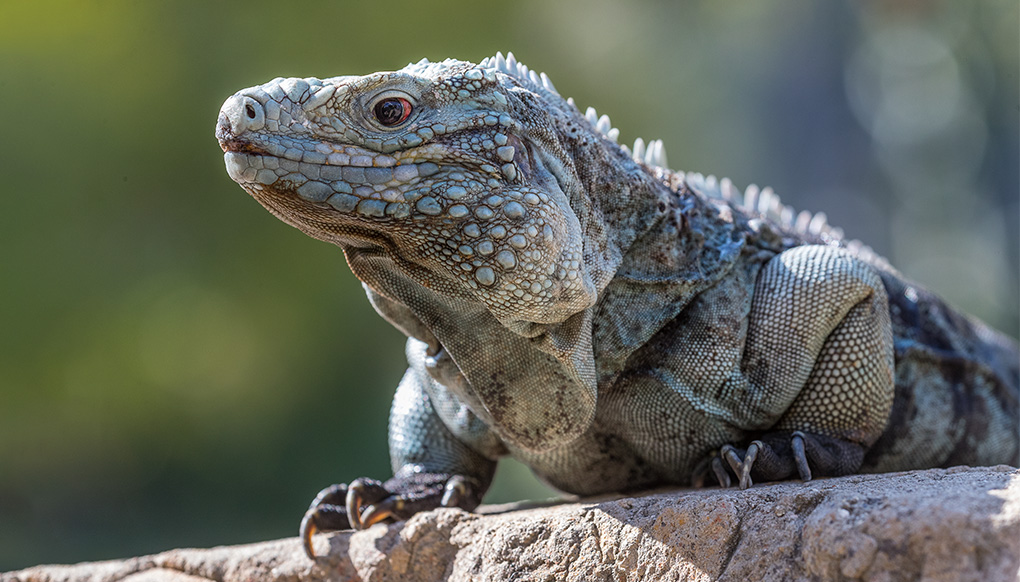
214;53;1020;559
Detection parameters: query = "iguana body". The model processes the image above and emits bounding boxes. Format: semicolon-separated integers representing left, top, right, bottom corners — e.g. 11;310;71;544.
215;53;1019;557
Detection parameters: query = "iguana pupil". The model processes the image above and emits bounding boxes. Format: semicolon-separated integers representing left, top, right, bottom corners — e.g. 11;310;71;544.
374;97;411;126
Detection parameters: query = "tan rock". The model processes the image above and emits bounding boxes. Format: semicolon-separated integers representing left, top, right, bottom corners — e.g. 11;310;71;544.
4;466;1018;582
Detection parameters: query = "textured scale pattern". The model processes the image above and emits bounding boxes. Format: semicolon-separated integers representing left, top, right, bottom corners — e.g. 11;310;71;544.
745;245;895;443
215;53;1019;553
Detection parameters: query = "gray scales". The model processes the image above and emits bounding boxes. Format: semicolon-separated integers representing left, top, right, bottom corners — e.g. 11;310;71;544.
215;53;1019;559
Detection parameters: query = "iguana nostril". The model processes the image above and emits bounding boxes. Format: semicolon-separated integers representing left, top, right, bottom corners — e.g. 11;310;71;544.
216;94;267;149
223;95;265;133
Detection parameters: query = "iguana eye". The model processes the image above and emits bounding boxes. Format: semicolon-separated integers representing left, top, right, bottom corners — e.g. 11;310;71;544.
373;97;412;127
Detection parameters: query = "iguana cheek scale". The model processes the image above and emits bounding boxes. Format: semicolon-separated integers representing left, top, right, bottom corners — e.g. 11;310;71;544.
215;52;1019;560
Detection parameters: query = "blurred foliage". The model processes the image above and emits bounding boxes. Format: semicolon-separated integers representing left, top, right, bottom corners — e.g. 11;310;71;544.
1;0;1016;570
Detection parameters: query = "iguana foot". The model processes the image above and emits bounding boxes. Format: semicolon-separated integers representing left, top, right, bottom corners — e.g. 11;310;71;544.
299;471;481;559
697;431;865;490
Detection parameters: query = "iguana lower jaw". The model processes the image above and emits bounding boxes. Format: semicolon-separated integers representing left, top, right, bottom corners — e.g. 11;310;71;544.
216;64;599;327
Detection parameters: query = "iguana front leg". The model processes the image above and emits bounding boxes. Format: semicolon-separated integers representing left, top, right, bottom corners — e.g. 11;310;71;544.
707;245;895;488
300;352;497;558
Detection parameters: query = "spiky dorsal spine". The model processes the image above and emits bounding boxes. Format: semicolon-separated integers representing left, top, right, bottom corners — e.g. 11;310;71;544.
479;51;887;264
481;52;561;100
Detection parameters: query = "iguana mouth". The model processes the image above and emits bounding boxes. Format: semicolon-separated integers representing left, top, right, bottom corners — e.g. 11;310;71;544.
215;117;262;155
221;145;449;220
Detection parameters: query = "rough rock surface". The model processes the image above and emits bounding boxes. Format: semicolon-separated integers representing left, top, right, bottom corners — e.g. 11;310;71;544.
5;467;1019;582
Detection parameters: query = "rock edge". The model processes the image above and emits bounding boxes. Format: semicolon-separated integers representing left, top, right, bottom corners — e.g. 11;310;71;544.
5;467;1019;582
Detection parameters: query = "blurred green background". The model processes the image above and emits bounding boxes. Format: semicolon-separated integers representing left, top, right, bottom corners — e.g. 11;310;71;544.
1;0;1016;570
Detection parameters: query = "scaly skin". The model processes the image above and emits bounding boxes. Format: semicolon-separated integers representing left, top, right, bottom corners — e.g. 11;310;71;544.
215;53;1019;559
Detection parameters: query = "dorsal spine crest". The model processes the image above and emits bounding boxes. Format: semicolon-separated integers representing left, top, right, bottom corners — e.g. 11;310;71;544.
477;51;885;258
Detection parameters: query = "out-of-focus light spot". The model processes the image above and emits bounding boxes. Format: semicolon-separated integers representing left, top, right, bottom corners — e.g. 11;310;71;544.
845;25;964;147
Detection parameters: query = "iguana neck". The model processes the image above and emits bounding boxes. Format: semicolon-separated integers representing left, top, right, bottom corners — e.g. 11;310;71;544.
522;92;676;302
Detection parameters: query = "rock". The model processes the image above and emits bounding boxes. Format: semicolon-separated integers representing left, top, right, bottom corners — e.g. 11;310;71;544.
4;466;1019;582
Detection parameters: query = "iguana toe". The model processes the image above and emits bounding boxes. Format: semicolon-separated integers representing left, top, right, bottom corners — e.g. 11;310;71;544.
708;431;865;490
345;477;392;530
300;483;352;559
300;471;484;558
790;431;812;481
300;504;349;559
721;443;759;489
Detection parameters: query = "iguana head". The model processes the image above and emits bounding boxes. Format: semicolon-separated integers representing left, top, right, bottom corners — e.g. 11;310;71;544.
216;54;660;332
216;54;671;451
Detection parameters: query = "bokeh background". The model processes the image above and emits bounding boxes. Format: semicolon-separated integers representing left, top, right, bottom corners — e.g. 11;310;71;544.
1;0;1016;570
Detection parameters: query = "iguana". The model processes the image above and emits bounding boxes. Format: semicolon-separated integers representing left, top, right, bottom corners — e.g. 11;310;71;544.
215;53;1019;559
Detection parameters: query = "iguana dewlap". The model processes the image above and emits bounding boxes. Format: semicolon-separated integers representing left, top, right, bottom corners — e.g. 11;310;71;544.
215;53;1019;559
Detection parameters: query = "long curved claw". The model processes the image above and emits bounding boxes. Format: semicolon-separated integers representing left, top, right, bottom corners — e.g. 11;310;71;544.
346;482;366;530
360;500;399;527
721;444;743;477
300;509;319;560
739;441;760;490
791;431;812;481
299;503;351;559
716;442;759;489
345;478;391;530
